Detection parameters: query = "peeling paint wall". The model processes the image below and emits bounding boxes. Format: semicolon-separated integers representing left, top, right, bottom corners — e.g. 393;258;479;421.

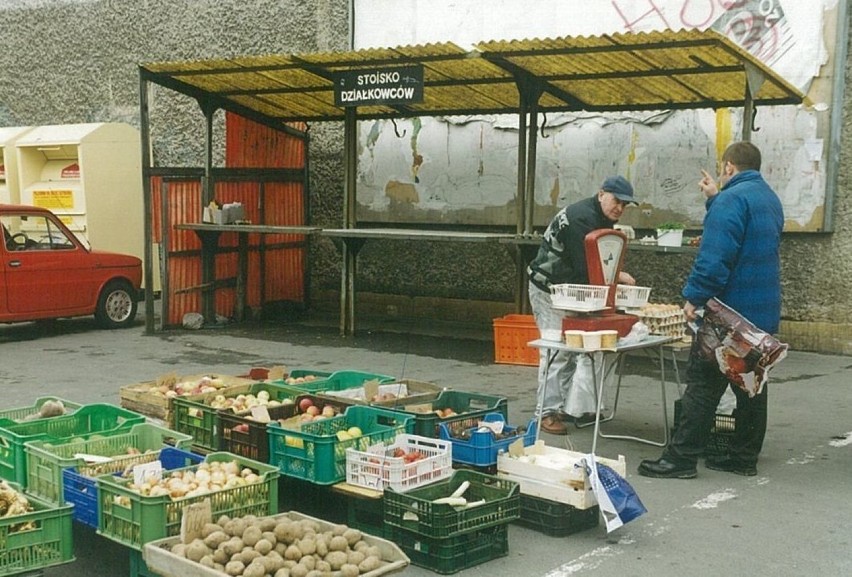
354;0;835;232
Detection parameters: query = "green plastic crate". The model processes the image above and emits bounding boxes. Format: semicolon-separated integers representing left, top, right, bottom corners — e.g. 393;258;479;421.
219;394;350;463
0;404;145;487
171;382;304;452
24;422;193;504
96;451;279;550
384;469;520;538
385;390;508;438
0;397;82;422
0;482;75;576
390;523;508;574
267;405;413;485
515;493;599;537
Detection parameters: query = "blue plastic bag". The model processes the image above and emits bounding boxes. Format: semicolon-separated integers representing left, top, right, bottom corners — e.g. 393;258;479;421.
585;454;647;532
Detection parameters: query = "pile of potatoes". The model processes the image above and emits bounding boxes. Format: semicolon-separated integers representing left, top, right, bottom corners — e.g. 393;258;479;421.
167;514;386;577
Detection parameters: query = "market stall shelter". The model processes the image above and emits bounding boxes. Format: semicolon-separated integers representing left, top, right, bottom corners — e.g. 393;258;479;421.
138;28;803;334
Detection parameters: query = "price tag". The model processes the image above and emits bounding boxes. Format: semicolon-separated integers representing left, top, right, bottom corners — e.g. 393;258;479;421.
363;379;380;402
133;460;163;487
180;499;213;544
250;405;271;423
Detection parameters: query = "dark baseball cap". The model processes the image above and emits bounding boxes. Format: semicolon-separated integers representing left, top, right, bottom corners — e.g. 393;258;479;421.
601;176;638;205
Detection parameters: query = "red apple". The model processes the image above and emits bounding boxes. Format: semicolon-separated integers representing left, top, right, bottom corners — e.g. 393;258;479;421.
298;397;314;412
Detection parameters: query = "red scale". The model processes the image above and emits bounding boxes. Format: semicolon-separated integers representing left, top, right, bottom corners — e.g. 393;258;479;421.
561;229;638;337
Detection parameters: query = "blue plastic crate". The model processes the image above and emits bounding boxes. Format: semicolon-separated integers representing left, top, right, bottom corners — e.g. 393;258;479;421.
438;413;536;467
62;447;202;528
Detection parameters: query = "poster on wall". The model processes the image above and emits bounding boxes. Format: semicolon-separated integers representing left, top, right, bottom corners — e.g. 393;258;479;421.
352;0;838;232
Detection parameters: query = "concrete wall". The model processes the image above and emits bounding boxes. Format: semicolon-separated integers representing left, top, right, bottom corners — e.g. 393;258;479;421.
0;1;850;354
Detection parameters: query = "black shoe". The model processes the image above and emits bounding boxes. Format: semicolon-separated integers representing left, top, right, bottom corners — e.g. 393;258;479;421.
637;457;697;479
705;455;757;476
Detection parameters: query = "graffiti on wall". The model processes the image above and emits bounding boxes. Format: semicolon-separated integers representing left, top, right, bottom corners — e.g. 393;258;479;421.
354;0;835;231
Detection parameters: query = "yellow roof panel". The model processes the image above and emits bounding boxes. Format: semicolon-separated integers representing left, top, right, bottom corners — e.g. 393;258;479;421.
140;29;802;127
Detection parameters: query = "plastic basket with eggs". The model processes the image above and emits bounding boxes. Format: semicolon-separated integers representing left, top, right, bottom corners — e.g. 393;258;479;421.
636;303;687;338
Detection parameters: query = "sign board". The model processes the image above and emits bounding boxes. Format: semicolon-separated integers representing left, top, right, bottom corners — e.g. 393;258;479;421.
334;65;423;107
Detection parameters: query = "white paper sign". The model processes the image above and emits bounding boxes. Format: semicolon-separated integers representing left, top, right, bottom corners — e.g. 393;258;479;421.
133;460;163;486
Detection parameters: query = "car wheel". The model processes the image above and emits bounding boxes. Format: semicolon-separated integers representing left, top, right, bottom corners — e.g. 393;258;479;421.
95;280;138;329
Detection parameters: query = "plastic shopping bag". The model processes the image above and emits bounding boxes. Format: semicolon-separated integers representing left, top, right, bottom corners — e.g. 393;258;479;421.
694;298;788;397
584;453;647;532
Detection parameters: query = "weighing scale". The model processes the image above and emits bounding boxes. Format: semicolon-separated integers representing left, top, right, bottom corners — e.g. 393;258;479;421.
560;229;638;336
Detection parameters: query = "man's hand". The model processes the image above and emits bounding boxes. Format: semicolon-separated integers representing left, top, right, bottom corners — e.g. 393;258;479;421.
618;271;636;286
683;301;699;321
699;169;719;199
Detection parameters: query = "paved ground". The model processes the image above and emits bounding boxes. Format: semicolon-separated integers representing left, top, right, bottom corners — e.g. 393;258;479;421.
1;313;850;577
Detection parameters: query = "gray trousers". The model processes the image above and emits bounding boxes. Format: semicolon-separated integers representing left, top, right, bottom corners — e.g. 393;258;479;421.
528;281;575;417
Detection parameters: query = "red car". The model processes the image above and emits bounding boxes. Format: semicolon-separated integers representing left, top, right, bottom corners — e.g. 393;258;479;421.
1;204;142;328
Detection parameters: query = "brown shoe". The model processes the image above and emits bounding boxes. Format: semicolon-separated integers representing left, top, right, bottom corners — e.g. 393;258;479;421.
540;415;568;435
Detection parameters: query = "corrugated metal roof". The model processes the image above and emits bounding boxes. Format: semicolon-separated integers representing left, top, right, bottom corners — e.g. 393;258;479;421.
141;28;803;126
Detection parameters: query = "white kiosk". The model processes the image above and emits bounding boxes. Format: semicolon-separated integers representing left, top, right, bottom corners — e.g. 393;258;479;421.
0;126;33;204
15;122;155;288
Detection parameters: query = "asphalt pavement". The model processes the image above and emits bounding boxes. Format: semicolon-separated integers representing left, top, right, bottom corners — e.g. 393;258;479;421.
1;312;850;577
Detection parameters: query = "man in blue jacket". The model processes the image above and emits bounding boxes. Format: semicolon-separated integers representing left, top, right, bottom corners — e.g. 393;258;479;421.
638;141;783;478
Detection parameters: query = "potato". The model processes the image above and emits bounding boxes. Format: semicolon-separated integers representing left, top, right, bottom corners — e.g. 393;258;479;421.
342;528;362;547
315;559;331;572
331;523;347;536
262;530;278;546
284;544;303;561
238;547;261;565
225;518;247;538
199;555;216;568
274;520;302;543
242;525;263;547
347;550;366;566
329;535;349;552
259;517;278;532
201;522;224;538
274;568;291;577
254;538;273;555
224;560;245;576
289;564;308;577
217;514;231;527
340;563;360;577
186;539;210;563
222;537;244;557
358;555;381;573
243;559;267;577
261;551;285;573
298;554;316;571
296;537;316;556
212;547;229;565
325;550;348;570
204;530;229;549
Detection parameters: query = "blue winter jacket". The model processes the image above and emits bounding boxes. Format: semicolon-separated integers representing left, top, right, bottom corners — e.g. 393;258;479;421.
682;170;783;333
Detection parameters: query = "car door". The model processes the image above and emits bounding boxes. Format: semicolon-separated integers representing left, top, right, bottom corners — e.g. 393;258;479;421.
2;212;96;314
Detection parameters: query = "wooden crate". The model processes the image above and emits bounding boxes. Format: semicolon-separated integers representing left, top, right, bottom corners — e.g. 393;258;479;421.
118;373;254;422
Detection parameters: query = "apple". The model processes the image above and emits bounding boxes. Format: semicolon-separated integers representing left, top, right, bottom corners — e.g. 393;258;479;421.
321;405;336;417
298;397;314;412
305;405;320;416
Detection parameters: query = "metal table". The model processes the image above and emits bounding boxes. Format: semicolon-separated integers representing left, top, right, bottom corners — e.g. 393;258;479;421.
321;228;517;335
528;334;679;453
